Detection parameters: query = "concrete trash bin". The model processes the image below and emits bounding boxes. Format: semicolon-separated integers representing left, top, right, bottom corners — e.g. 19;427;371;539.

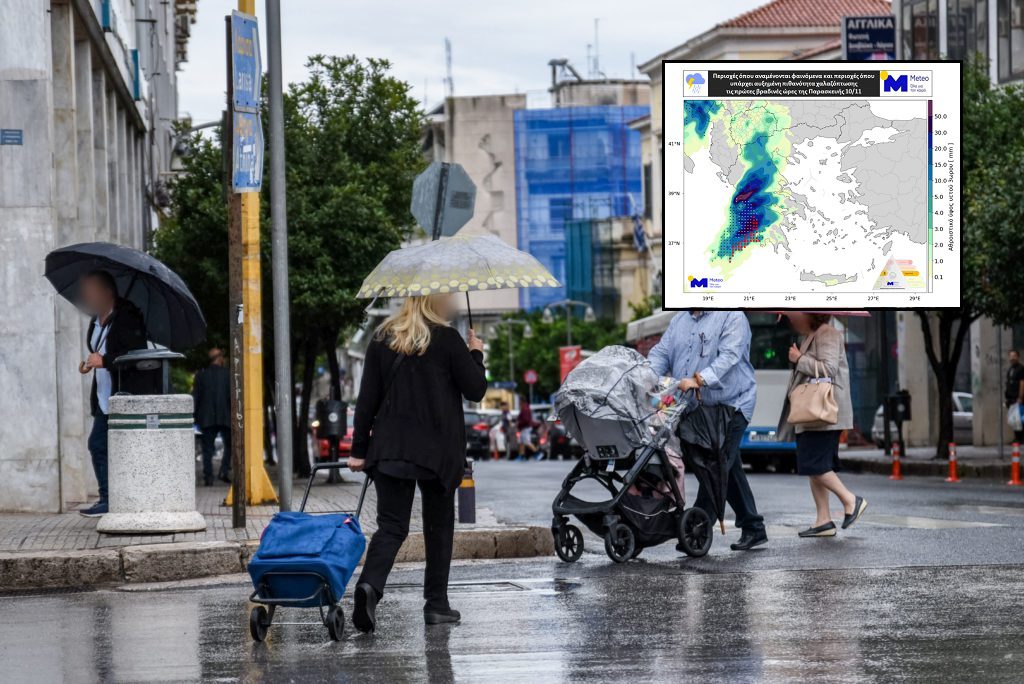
97;394;207;534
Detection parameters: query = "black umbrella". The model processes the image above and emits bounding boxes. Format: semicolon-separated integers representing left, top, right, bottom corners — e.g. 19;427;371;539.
44;242;206;350
676;402;735;532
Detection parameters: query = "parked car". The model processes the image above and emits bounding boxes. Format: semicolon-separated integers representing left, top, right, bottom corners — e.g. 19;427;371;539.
464;409;491;460
871;392;973;446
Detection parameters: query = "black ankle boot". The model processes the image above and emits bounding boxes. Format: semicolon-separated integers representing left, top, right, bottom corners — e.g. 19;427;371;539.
353;583;378;633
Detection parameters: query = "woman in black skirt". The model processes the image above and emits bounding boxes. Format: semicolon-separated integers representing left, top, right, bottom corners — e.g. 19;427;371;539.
348;294;487;631
778;314;867;537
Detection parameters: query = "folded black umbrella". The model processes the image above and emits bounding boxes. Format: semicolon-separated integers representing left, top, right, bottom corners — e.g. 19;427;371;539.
44;242;207;350
677;402;735;529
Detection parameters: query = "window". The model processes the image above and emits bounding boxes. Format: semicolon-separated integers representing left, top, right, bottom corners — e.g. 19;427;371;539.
642;163;652;219
948;0;989;62
903;0;940;58
998;0;1024;80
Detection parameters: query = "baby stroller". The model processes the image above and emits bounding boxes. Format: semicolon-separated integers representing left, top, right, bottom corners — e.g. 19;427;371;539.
247;461;369;641
551;346;715;563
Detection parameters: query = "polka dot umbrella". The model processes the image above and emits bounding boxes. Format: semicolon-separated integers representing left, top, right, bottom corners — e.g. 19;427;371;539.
357;234;560;326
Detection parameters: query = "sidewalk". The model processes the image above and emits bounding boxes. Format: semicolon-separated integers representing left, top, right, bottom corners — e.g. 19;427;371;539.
0;473;552;591
841;444;1021;480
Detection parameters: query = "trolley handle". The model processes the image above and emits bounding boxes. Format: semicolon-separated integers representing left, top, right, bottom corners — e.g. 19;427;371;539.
298;460;372;519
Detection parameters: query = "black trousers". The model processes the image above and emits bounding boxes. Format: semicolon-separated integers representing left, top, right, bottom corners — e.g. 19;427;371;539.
357;471;455;612
199;425;231;483
694;412;766;534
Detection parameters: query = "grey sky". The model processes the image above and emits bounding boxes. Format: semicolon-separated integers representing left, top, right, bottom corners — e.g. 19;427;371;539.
177;0;766;122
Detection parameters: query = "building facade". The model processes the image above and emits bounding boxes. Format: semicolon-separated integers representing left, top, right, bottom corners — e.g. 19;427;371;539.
513;104;648;311
894;0;1024;82
0;0;196;512
423;93;527;314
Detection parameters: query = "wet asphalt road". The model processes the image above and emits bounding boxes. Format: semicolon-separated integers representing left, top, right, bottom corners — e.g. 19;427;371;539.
3;464;1024;683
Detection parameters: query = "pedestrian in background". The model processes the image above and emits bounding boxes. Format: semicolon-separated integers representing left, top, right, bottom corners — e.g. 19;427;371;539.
516;396;538;460
778;313;867;538
648;310;768;551
348;294;486;632
1004;350;1024;444
78;270;157;517
193;347;232;486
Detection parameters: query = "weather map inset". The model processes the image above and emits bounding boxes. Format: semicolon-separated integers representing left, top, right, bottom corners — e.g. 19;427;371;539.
662;61;962;309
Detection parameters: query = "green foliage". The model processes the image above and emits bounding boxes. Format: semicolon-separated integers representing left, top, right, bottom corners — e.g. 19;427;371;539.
267;55;425;342
153;131;230;368
155;55;424;371
916;58;1024;457
961;58;1024;325
487;311;625;399
628;294;663;322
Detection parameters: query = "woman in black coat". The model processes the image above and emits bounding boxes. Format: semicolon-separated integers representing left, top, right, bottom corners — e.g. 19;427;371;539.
348;294;486;632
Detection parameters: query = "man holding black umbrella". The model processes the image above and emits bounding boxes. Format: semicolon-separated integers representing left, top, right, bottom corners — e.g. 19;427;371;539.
648;310;768;551
78;270;157;516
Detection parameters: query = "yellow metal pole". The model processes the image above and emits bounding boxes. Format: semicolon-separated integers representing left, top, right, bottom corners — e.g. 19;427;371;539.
241;190;277;504
226;0;277;506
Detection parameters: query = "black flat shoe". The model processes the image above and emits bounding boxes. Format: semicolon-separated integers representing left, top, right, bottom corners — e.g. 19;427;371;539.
798;521;838;537
842;496;867;529
352;583;378;633
729;531;768;551
424;608;461;625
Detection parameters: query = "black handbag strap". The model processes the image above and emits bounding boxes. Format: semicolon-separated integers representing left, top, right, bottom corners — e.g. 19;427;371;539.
376;350;406;420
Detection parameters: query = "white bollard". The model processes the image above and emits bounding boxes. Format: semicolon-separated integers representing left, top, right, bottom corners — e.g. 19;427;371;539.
97;394;207;534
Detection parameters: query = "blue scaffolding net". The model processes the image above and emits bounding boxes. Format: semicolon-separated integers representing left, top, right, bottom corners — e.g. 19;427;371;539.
514;105;649;311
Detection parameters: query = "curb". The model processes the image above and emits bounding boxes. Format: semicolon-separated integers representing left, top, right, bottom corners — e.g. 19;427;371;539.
0;526;554;592
841;456;1014;481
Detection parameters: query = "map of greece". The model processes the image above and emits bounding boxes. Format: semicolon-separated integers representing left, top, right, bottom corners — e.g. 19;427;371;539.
681;99;929;293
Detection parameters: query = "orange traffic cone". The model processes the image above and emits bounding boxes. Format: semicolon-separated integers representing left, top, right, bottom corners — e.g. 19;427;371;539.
945;442;960;483
889;441;903;480
1009;443;1022;486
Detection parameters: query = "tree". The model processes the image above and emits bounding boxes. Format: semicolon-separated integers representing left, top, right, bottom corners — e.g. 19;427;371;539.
270;55;424;469
487;311;625;399
157;56;423;473
917;58;1024;457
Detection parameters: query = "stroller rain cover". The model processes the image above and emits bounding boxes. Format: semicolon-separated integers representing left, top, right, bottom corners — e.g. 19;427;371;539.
554;346;666;455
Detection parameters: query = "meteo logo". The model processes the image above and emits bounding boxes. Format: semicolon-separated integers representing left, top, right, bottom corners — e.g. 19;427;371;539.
882;72;908;92
879;70;932;96
688;275;709;288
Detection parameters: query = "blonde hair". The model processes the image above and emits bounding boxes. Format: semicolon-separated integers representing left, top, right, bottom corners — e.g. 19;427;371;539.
375;295;450;355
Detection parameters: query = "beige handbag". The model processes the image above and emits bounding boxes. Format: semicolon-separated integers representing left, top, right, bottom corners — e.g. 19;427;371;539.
787;341;839;426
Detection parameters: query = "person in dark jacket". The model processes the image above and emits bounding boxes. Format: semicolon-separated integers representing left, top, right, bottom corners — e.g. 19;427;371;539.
78;270;158;516
193;347;232;486
348;294;486;632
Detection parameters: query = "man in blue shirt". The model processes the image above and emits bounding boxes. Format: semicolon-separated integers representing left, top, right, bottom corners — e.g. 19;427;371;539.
648;310;767;551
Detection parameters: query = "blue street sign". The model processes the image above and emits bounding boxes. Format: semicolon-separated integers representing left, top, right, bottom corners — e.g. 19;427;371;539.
230;11;261;112
841;15;896;61
0;129;23;145
232;110;263;192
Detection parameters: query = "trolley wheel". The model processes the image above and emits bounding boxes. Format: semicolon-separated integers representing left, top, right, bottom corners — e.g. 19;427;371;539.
325;605;345;641
603;523;635;563
554;524;584;563
249;606;271;642
678;507;713;558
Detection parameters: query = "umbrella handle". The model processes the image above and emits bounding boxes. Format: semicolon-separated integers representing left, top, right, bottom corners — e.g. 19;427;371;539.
465;291;473;329
720;519;726;534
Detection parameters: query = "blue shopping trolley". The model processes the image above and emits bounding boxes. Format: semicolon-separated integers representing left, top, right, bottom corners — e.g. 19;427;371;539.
247;461;370;641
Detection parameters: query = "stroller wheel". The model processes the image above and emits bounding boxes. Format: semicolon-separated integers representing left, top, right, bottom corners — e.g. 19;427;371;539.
249;606;271;642
678;507;713;558
325;605;345;641
604;523;635;563
554;524;584;562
